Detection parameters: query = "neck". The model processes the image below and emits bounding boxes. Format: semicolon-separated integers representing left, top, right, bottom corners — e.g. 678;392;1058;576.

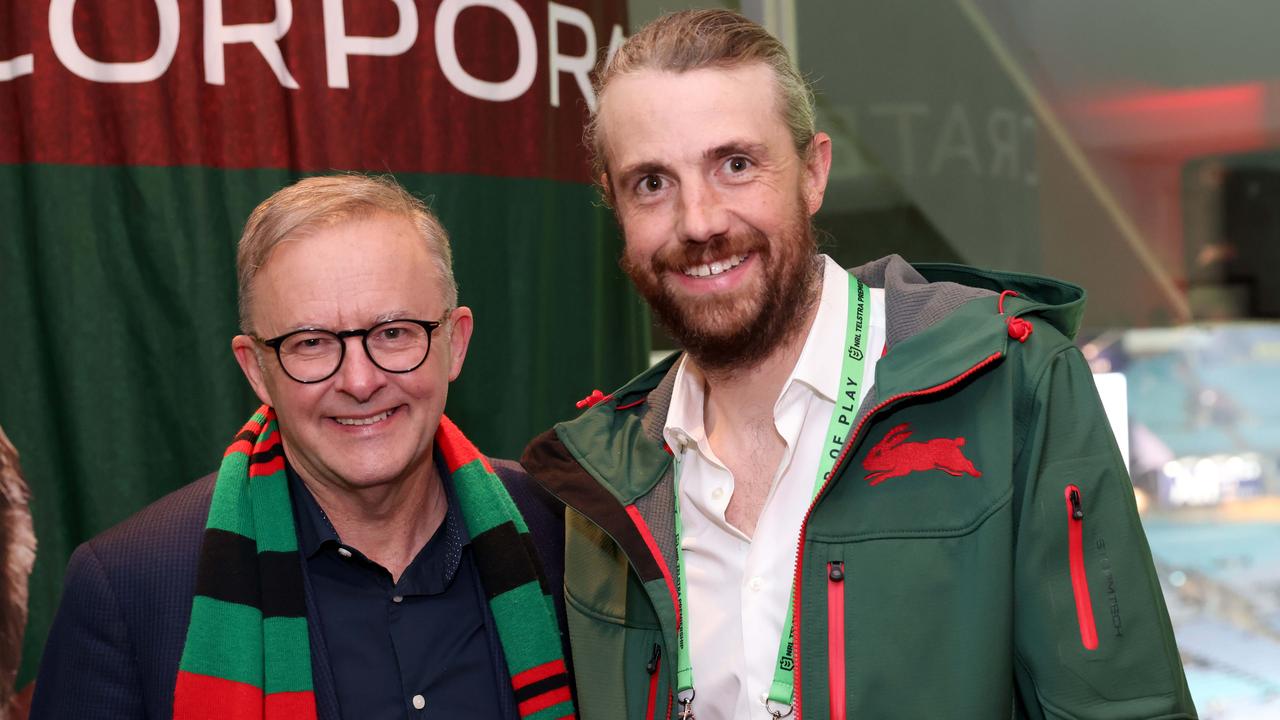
296;459;447;582
694;273;823;432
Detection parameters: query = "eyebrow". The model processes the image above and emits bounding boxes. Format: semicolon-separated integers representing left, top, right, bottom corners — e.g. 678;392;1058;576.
704;141;768;161
615;161;670;184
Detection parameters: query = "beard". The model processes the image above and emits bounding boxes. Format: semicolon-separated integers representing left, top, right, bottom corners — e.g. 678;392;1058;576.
621;208;820;374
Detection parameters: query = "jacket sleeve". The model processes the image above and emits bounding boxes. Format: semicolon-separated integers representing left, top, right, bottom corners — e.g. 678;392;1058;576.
1012;347;1197;719
30;542;146;719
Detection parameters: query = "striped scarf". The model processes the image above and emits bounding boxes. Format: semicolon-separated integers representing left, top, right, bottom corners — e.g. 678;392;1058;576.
173;405;574;719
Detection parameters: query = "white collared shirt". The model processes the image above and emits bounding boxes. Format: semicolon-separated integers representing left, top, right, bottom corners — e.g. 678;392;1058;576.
663;255;885;720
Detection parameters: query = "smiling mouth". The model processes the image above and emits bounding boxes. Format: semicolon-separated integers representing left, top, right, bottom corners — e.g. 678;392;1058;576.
682;253;749;278
333;407;398;427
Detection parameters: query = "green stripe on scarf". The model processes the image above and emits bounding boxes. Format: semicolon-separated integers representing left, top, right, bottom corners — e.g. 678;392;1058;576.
175;409;314;717
174;407;575;719
440;416;576;719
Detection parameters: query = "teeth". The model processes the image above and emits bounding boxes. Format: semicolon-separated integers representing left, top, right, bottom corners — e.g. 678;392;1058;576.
683;253;747;278
335;409;393;426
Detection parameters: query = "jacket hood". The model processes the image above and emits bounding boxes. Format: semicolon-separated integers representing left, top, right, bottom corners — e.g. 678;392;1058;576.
908;260;1086;340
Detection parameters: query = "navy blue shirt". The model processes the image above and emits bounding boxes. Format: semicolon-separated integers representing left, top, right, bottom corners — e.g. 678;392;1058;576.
288;460;514;718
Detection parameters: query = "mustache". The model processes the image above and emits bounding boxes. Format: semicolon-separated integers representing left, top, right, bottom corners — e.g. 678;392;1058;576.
649;230;769;272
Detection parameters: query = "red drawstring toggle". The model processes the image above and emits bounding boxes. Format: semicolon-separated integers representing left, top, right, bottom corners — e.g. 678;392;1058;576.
998;289;1033;343
1007;316;1033;343
576;389;611;409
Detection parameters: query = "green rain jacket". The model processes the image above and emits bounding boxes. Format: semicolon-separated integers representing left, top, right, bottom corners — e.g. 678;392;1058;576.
523;255;1197;720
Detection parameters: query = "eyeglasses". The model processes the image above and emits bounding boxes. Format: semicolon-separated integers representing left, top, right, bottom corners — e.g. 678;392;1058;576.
255;317;446;384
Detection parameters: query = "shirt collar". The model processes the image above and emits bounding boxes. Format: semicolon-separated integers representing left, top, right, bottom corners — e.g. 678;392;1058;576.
288;453;471;595
663;254;851;452
788;255;855;405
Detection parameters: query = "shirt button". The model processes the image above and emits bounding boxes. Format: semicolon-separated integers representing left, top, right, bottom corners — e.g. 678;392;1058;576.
711;487;725;501
392;595;404;604
337;547;353;559
412;694;425;710
748;576;764;592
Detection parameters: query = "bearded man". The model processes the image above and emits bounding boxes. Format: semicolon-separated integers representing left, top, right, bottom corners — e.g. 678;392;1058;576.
33;175;574;719
522;10;1197;720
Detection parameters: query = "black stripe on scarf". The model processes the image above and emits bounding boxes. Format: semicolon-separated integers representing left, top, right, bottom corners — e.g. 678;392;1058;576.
194;529;307;618
512;671;573;704
250;441;286;467
470;521;545;599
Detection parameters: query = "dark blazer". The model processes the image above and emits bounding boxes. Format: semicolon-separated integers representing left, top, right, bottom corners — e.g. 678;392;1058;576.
30;459;568;719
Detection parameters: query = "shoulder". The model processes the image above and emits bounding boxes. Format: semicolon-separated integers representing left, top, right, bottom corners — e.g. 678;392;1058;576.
78;473;215;578
491;458;563;536
34;474;217;717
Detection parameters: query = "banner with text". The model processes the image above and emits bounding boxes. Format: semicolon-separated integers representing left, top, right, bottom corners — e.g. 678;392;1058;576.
0;0;642;690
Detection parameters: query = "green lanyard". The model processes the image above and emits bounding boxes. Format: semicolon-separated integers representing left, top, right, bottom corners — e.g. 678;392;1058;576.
673;274;869;719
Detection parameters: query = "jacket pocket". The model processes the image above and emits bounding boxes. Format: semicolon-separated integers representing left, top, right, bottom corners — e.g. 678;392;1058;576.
1064;484;1099;650
827;560;847;720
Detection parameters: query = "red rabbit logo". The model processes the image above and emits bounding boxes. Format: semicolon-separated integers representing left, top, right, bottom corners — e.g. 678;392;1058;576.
863;423;982;486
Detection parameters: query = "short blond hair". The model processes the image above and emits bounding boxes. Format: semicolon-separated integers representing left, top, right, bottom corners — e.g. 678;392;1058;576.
588;9;816;180
236;174;456;332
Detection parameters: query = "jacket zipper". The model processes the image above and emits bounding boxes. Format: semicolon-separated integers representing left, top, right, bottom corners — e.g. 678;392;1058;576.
790;351;1004;718
827;561;847;720
1065;485;1099;650
645;642;666;719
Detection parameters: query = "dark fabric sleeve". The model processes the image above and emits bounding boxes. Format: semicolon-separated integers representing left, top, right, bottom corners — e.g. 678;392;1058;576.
1012;348;1197;719
30;542;145;719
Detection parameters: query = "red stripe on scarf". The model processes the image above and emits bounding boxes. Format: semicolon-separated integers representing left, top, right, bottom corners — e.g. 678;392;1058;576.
249;455;286;477
252;429;282;454
512;658;567;689
223;438;254;458
265;690;318;717
436;415;495;474
517;686;573;718
174;672;264;719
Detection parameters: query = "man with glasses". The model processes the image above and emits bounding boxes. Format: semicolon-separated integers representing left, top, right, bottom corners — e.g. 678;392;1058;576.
522;9;1196;720
33;175;574;719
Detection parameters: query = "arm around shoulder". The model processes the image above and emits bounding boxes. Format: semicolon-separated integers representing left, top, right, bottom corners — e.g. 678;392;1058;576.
1012;347;1197;719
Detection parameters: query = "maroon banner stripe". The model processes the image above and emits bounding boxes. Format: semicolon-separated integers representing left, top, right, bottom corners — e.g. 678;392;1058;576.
0;0;625;182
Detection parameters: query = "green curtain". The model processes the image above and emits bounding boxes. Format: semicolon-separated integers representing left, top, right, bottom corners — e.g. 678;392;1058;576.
0;0;643;686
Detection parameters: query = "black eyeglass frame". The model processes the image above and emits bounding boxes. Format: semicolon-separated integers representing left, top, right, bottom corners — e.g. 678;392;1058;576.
256;317;444;384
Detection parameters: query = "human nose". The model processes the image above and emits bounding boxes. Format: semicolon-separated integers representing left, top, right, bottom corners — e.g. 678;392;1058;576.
675;176;730;243
331;336;387;402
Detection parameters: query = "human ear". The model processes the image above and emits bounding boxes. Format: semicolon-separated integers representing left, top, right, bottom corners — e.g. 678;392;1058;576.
231;335;274;407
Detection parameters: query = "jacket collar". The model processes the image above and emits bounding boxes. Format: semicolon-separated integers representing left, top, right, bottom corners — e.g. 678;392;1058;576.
523;254;1087;576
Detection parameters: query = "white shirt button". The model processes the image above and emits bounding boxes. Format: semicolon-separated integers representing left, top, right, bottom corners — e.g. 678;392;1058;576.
392;595;404;603
748;576;764;592
337;547;353;559
711;487;725;501
411;694;425;710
